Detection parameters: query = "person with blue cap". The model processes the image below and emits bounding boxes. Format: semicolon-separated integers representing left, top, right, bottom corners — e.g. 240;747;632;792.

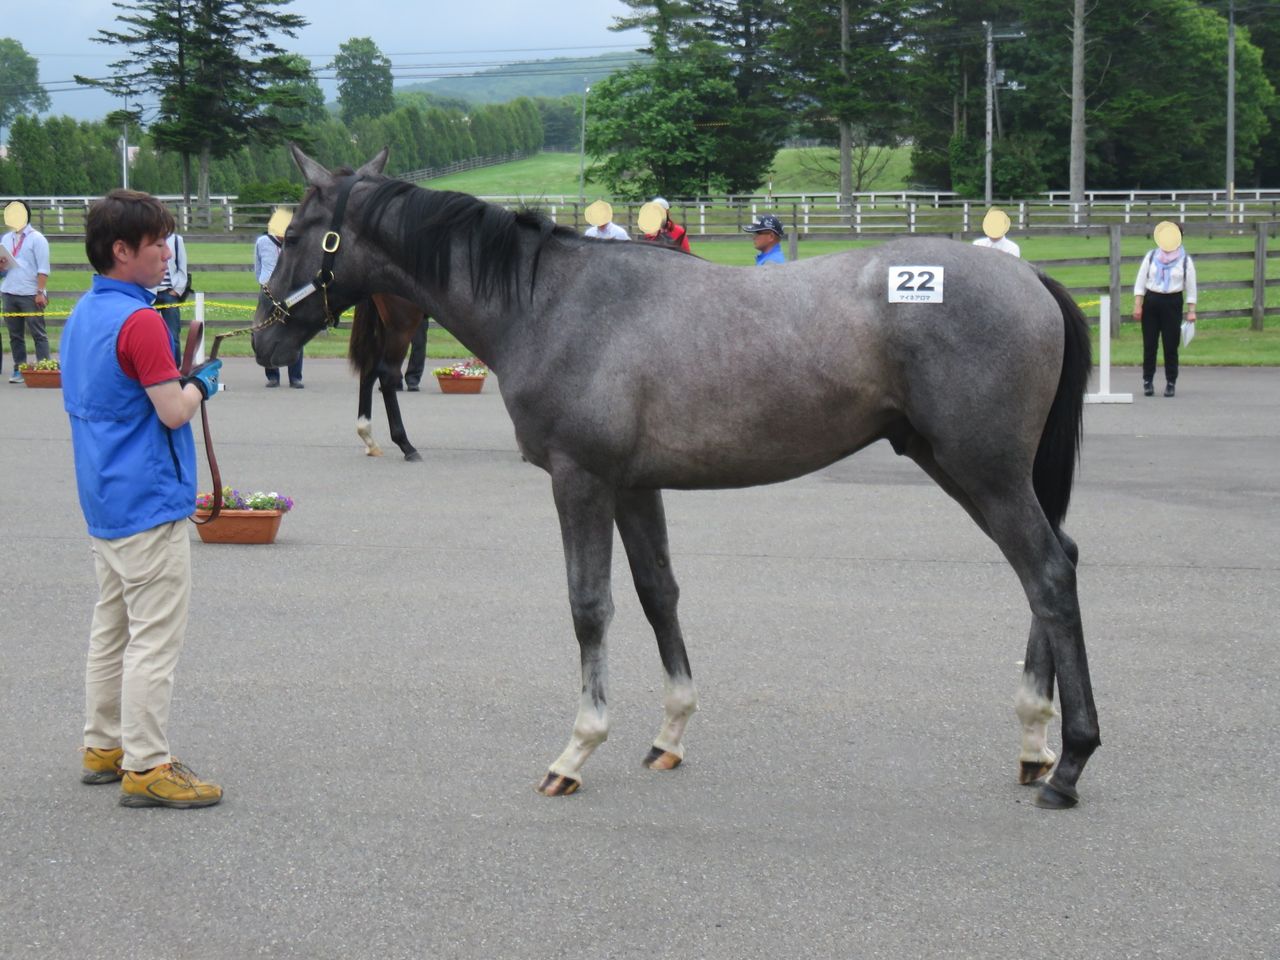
743;214;787;265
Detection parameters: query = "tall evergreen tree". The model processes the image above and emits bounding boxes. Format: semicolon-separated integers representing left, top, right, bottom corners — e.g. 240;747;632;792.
78;0;310;205
773;0;916;193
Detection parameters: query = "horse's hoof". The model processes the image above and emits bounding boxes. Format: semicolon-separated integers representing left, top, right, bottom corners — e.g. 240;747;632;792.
642;746;682;770
1033;778;1079;809
365;448;384;457
405;451;422;462
536;772;580;797
1019;759;1054;785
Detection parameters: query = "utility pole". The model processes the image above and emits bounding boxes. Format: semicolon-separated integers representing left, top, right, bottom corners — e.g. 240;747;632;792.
1226;0;1236;210
839;0;852;208
984;21;994;205
983;22;1025;206
1068;0;1086;204
577;79;590;204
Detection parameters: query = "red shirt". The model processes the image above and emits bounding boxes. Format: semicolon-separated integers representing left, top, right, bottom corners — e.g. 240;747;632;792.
116;308;181;387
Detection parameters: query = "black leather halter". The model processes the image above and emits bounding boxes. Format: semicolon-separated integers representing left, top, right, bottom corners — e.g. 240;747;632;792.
260;174;363;330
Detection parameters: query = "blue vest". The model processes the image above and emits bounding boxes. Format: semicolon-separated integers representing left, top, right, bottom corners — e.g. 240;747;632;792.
61;276;196;539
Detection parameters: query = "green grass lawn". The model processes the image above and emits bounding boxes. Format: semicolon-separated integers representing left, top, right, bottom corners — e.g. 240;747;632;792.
420;147;915;198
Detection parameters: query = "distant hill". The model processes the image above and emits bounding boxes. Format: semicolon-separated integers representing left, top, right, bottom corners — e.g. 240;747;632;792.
397;51;648;105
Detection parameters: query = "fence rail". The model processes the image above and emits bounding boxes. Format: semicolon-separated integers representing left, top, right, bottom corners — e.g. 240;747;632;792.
13;189;1280;239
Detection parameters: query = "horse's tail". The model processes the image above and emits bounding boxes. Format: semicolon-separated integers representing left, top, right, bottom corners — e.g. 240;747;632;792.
1032;272;1092;531
348;297;383;377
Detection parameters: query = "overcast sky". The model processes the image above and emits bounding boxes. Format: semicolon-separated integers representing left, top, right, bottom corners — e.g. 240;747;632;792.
20;0;644;120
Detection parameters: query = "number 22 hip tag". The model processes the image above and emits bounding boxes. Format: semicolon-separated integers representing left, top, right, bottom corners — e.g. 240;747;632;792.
888;266;945;303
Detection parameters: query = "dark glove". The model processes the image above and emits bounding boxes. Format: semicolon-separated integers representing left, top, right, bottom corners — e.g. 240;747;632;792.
182;358;223;400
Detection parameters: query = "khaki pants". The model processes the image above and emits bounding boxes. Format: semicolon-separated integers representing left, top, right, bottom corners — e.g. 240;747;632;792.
84;521;191;772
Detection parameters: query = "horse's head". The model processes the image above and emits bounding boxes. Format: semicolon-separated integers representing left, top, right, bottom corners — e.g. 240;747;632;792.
252;145;389;368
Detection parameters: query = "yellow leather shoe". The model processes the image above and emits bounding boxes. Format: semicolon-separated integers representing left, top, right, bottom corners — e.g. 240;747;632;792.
81;747;124;784
119;760;223;809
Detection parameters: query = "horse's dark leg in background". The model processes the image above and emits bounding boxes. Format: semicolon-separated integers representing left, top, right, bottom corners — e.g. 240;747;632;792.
615;488;697;771
352;296;421;462
378;336;421;462
356;367;383;457
537;458;618;797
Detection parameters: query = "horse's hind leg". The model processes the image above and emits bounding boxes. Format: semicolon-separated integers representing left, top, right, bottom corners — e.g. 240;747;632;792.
356;370;383;457
971;485;1100;808
537;459;618;797
901;433;1075;793
379;360;420;461
615;488;697;771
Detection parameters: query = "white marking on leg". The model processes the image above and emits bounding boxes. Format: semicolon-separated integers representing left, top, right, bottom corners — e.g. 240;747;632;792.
356;416;383;457
1015;673;1058;766
652;674;698;758
549;655;609;781
549;693;608;780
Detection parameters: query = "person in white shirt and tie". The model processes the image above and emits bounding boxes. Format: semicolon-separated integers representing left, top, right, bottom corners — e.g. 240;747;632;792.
1;200;52;383
972;208;1021;257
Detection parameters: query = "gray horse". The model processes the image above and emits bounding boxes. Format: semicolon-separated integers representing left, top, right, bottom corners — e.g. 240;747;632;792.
255;146;1098;809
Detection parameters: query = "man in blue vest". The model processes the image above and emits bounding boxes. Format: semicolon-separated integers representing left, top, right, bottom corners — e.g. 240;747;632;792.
61;189;224;809
743;214;787;265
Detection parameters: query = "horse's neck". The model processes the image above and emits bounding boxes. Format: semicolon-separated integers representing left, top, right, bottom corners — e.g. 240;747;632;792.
407;233;544;372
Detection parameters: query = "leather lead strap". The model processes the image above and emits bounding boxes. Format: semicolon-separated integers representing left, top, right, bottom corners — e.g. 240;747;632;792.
180;318;222;525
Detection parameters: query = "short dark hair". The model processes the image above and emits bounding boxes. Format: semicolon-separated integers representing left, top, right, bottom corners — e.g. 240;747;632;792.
84;189;176;274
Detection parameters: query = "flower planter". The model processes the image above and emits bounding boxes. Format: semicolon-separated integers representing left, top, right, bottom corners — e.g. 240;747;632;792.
194;509;283;544
436;375;486;394
22;369;61;389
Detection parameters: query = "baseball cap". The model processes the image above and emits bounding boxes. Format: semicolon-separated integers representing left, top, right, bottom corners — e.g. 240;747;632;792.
651;197;670;210
743;214;785;238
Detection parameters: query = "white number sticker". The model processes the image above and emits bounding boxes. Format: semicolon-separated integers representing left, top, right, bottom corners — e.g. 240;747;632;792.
888;266;945;303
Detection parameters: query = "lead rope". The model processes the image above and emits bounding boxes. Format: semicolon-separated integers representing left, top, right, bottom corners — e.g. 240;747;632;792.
181;319;222;525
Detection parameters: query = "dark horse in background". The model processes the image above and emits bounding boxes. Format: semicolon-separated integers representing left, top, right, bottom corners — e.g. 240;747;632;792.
348;293;427;461
255;146;1099;809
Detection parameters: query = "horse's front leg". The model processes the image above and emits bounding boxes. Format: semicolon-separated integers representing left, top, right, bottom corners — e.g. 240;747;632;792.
356;369;382;457
615;488;698;771
537;460;617;797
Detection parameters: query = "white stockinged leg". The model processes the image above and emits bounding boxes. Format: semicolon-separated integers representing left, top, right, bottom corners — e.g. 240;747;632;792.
1015;673;1058;784
540;652;609;795
645;674;698;770
356;416;383;457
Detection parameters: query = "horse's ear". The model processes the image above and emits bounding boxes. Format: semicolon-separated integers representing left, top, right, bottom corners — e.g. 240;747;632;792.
356;147;389;178
290;143;335;188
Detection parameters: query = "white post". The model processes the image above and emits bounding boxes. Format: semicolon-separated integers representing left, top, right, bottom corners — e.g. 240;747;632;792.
194;292;206;367
1085;294;1133;403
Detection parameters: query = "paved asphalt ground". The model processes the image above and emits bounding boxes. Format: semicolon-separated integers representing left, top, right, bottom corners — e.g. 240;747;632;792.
1;359;1276;960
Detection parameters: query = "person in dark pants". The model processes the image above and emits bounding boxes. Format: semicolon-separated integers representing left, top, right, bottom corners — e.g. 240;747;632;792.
1133;220;1196;398
402;319;427;391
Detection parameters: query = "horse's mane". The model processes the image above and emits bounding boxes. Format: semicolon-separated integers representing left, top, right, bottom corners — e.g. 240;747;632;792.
358;179;579;306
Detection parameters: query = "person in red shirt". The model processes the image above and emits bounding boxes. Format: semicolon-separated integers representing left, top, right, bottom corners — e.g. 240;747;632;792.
638;197;691;254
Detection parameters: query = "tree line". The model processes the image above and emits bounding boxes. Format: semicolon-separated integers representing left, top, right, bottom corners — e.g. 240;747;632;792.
587;0;1280;199
2;0;1277;202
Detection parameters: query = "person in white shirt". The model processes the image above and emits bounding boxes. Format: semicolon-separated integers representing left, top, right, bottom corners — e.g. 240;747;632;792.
1;200;52;383
583;200;630;241
1133;220;1196;398
972;207;1021;257
148;233;188;366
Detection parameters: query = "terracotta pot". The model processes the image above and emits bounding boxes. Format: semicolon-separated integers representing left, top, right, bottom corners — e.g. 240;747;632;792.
436;375;486;394
22;369;61;389
194;509;283;544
